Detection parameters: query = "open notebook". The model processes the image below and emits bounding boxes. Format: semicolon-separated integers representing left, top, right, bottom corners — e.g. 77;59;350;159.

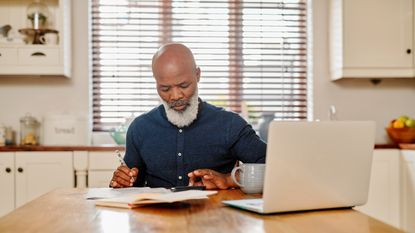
223;121;376;214
95;190;217;208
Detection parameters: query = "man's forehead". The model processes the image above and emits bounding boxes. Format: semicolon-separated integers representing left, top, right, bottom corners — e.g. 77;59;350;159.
157;77;190;86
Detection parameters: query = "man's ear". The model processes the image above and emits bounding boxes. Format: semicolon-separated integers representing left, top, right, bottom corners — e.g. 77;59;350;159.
196;66;201;82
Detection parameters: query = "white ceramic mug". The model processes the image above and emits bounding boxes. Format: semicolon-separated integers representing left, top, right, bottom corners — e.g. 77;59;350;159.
231;163;265;194
40;33;58;45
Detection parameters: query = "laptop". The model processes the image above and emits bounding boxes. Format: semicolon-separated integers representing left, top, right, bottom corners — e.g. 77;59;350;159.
222;121;376;214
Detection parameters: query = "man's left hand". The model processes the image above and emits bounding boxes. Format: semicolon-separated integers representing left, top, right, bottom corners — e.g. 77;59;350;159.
187;169;237;190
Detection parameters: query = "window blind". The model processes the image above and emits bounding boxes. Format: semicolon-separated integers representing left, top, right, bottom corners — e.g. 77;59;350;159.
92;0;309;131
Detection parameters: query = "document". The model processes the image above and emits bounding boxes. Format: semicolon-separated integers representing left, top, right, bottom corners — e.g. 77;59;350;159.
94;190;218;208
86;187;170;200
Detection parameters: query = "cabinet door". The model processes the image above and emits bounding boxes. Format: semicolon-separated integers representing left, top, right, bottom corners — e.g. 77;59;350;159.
0;48;18;65
355;149;401;228
401;150;415;233
15;151;74;208
88;151;121;187
88;171;115;188
0;153;15;217
344;0;413;69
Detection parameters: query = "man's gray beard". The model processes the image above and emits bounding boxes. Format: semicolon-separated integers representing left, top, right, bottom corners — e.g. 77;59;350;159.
161;90;199;128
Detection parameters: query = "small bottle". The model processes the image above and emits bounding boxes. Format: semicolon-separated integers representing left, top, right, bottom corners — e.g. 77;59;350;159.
0;124;5;146
5;127;15;145
20;114;41;145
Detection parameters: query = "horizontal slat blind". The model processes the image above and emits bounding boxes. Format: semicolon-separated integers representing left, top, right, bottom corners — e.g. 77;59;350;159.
92;0;308;131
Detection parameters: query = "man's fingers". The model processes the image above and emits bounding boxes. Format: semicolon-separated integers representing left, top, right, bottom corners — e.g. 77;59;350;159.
187;171;197;186
113;175;131;187
118;166;133;175
203;174;213;180
111;180;127;188
111;181;121;188
111;166;139;188
188;169;228;189
114;168;132;182
187;171;205;186
130;167;139;177
194;169;213;176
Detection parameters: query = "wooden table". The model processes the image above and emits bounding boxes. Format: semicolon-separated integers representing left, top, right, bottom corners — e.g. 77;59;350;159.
0;189;403;233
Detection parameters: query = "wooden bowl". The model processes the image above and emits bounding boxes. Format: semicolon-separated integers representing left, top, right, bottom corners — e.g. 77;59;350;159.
386;127;415;144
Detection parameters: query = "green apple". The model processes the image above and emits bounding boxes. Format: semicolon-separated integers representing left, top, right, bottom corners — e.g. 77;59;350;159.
398;115;409;123
405;119;415;128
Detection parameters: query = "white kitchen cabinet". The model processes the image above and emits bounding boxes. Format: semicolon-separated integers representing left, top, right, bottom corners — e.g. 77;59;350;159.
0;151;74;217
0;0;71;77
401;150;415;233
15;151;74;207
88;151;121;187
329;0;414;79
0;152;15;217
355;149;401;229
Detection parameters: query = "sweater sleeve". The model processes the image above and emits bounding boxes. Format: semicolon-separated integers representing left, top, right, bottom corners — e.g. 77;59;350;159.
124;119;147;187
228;113;267;163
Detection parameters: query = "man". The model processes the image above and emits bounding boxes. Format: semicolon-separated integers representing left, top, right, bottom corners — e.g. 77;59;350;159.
110;43;266;189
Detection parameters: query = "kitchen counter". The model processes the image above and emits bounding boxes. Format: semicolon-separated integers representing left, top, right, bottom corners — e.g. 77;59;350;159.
0;145;124;151
399;143;415;150
0;144;402;152
374;144;399;149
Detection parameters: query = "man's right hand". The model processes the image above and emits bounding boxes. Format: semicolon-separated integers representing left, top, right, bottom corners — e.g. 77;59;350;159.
110;166;139;188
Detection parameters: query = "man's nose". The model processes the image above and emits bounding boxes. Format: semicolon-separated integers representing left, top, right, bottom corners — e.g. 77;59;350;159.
171;87;183;100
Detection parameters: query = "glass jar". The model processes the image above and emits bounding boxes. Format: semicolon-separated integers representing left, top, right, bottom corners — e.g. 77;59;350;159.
20;114;40;145
27;0;50;30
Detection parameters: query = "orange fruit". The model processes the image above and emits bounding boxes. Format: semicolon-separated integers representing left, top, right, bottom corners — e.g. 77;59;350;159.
393;120;405;128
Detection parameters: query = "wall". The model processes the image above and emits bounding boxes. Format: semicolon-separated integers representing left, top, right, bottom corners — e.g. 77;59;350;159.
0;0;414;144
312;0;415;143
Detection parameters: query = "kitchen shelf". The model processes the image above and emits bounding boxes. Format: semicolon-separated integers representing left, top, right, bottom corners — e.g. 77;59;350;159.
0;0;71;77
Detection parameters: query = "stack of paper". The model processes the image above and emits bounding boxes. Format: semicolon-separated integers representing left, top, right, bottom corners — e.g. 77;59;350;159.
86;187;170;200
94;190;218;208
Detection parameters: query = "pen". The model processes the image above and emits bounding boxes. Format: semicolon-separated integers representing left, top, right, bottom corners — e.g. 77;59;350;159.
171;186;206;192
115;150;127;166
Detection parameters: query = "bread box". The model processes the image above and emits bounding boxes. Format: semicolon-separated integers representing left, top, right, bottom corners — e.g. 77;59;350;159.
43;114;89;145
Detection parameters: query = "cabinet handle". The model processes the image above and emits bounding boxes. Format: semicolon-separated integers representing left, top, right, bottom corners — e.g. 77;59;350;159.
31;52;46;56
407;49;411;54
0;53;2;57
17;167;23;173
5;167;11;173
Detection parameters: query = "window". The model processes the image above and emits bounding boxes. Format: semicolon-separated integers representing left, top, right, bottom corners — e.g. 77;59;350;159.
92;0;309;131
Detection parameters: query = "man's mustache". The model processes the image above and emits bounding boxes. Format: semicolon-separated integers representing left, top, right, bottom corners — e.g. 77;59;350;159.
169;99;190;109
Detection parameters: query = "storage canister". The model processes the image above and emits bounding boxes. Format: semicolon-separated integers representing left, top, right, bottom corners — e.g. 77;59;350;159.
20;114;40;145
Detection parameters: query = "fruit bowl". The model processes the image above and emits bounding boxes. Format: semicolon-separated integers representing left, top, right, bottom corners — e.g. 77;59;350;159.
110;130;126;145
386;127;415;144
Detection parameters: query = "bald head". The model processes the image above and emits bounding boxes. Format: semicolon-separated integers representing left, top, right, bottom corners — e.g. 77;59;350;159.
152;43;198;78
151;43;201;112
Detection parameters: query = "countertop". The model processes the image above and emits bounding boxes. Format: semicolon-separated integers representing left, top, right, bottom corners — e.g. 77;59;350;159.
0;145;124;151
0;144;411;151
399;143;415;150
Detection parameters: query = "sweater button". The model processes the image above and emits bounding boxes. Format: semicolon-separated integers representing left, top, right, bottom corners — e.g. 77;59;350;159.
178;176;183;180
179;129;183;133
